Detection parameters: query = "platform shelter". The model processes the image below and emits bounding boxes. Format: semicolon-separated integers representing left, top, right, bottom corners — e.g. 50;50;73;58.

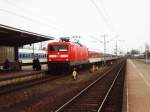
0;24;54;66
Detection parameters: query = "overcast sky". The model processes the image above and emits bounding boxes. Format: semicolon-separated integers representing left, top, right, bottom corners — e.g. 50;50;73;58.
0;0;150;54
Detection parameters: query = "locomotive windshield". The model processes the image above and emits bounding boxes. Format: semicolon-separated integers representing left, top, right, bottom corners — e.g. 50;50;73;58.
48;45;68;51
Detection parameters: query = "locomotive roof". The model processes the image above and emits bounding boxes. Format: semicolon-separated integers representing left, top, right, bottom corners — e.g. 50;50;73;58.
48;41;86;47
48;41;71;45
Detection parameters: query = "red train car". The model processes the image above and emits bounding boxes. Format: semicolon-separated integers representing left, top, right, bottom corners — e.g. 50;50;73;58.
47;39;89;72
89;51;102;58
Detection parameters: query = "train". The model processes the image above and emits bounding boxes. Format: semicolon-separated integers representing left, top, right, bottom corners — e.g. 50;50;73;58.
19;38;117;71
18;48;47;64
47;38;111;72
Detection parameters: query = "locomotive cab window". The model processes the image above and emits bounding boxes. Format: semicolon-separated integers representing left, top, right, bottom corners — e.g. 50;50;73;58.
48;45;68;51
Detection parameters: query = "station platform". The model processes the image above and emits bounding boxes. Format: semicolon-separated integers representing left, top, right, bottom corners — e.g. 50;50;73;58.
0;64;47;80
136;59;150;64
123;59;150;112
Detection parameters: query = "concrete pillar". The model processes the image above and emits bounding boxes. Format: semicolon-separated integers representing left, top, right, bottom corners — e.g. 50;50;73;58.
14;46;19;61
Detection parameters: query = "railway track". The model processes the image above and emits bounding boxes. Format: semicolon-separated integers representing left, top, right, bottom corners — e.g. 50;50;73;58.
55;60;126;112
0;65;110;96
0;72;62;95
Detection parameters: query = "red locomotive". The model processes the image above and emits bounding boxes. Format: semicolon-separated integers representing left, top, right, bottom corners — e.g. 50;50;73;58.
47;38;89;72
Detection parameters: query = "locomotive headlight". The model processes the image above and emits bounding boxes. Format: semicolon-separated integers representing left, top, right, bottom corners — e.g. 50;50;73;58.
49;55;57;58
60;54;68;58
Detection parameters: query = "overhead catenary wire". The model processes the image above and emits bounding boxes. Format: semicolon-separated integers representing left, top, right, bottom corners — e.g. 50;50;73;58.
89;0;116;34
0;8;63;33
90;34;120;55
4;0;65;30
0;0;66;34
89;0;121;55
2;0;116;37
98;0;116;32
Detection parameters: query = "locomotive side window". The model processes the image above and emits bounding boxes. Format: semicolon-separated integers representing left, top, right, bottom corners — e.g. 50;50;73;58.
49;45;68;51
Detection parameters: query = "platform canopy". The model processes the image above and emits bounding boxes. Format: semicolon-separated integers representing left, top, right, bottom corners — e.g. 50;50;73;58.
0;24;54;46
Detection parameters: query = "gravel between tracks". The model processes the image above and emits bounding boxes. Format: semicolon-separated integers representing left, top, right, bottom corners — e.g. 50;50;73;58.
0;66;110;112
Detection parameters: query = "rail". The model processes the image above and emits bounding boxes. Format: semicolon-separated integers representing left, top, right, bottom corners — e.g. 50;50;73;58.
55;60;125;112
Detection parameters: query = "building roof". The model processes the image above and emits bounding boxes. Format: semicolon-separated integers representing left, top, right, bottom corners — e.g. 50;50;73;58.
0;24;54;46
